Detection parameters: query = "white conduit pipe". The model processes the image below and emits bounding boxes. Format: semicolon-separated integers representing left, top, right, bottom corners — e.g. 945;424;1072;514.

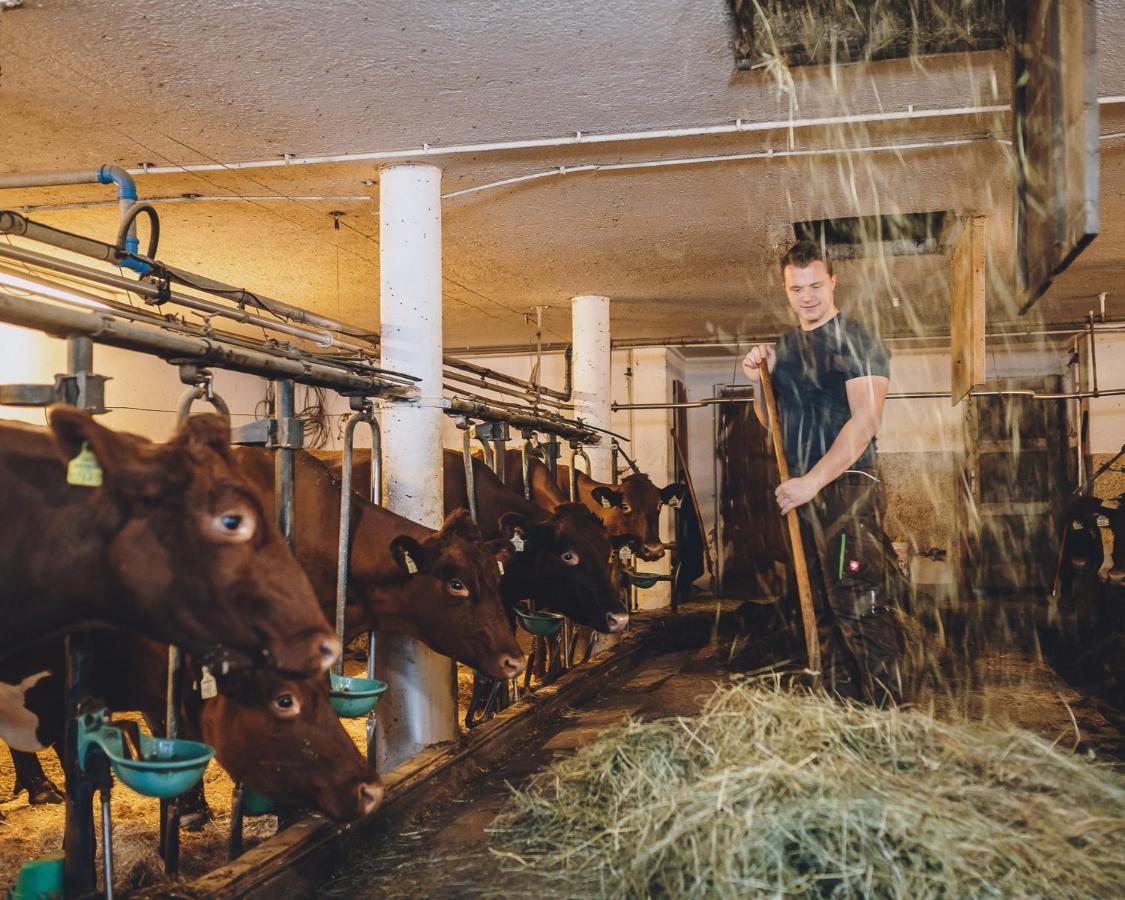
118;103;1015;176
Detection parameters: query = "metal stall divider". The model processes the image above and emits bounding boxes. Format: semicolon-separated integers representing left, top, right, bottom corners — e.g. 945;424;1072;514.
227;378;305;862
161;366;230;878
334;398;383;763
563;442;594;667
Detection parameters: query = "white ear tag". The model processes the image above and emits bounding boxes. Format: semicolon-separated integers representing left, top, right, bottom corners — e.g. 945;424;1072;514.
667;496;682;509
1097;515;1111;528
511;533;525;553
67;442;103;488
403;551;419;574
200;666;218;700
600;496;612;508
619;545;633;562
497;559;505;575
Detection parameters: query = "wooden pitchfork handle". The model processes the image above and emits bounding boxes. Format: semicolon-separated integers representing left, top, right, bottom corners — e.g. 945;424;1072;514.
759;364;822;676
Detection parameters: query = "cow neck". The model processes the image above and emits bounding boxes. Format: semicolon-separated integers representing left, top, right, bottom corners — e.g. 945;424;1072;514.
0;433;130;648
525;458;567;513
344;500;433;638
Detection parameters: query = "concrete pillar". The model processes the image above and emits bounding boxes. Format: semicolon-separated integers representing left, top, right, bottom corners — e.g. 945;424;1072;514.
375;163;455;772
571;294;612;481
628;347;675;610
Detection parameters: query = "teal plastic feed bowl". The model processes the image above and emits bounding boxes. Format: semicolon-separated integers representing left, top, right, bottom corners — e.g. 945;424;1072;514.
242;787;276;816
110;735;215;799
515;608;564;636
330;673;388;718
6;851;63;900
629;572;661;589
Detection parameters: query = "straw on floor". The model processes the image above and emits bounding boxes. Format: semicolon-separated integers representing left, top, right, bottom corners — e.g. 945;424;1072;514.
491;678;1125;899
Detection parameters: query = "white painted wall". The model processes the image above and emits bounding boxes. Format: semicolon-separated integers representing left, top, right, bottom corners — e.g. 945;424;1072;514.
1089;332;1125;455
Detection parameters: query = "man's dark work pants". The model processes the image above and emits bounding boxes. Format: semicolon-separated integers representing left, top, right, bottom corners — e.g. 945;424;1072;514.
796;471;905;704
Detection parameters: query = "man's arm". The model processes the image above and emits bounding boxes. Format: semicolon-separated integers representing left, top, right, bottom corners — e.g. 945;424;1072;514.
741;344;775;428
775;375;889;515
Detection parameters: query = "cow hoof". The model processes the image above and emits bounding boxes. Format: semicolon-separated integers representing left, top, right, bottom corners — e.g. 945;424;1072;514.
180;807;215;832
15;779;63;806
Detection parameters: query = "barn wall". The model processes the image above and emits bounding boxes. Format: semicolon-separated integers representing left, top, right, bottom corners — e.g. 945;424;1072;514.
1088;331;1125;500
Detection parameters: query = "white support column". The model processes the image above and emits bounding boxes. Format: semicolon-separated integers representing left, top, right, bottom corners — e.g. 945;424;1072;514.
629;347;675;610
571;294;612;481
376;163;455;772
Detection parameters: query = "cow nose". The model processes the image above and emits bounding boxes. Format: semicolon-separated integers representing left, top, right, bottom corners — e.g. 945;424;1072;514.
358;780;384;816
501;654;526;678
606;612;629;633
642;543;666;560
318;635;342;671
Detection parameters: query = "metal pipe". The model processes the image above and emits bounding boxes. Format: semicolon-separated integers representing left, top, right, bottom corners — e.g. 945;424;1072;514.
461;425;478;523
521;439;532;501
275;380;296;546
365;413;382;762
443;369;565;408
443;355;570;402
493;437;506;483
445;319;1125;356
110;101;1019;177
0;242;366;351
101;787;114;900
1089;313;1100;397
614;385;1125;409
0;291;416;395
569;446;592;501
0;210;378;341
444;396;601;443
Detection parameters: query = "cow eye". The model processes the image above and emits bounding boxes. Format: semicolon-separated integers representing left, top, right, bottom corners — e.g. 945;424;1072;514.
561;550;580;566
272;693;300;717
208;507;255;543
621;503;633;513
448;578;469;598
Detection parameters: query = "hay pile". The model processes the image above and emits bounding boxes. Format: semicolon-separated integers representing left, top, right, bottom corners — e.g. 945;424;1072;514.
492;680;1125;898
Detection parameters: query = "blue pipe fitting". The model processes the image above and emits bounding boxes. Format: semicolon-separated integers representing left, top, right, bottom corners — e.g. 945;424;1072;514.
96;165;138;202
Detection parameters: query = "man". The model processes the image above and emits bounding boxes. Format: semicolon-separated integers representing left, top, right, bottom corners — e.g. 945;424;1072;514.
742;239;904;703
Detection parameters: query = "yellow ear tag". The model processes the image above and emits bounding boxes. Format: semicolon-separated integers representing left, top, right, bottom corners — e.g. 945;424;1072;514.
67;442;103;488
600;496;612;508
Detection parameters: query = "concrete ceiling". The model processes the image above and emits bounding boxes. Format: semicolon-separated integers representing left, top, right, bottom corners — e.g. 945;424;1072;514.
1;1;1124;351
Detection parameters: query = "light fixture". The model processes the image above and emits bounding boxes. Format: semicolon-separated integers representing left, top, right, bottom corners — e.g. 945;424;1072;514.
0;269;109;309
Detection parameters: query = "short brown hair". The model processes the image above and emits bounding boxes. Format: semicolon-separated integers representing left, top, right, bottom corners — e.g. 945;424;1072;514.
780;240;833;277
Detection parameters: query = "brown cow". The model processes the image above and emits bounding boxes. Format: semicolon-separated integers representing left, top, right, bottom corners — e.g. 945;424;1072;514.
315;448;633;634
3;632;382;821
553;460;685;562
0;410;338;675
235;448;524;680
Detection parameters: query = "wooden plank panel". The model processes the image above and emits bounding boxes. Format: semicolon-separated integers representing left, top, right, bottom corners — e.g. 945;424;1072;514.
1012;0;1099;311
951;216;986;405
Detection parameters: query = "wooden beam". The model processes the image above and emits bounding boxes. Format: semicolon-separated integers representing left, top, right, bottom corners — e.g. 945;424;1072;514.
951;215;987;405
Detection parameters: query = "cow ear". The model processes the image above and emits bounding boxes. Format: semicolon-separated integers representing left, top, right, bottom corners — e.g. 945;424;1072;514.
390;536;427;575
661;483;687;507
172;413;233;462
592;487;623;509
48;406;166;496
440;508;482;542
497;513;530;552
489;539;515;566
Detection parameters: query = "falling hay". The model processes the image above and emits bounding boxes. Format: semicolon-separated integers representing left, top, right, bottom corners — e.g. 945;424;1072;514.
492;679;1125;899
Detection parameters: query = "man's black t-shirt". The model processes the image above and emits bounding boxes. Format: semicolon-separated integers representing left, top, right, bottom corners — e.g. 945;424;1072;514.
772;312;890;477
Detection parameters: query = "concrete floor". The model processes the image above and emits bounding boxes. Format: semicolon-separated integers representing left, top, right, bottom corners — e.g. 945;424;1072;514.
319;598;1124;899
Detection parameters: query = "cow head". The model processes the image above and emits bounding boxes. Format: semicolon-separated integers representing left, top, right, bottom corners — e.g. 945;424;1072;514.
198;666;382;821
498;503;633;633
48;407;339;677
591;474;686;561
383;510;525;680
